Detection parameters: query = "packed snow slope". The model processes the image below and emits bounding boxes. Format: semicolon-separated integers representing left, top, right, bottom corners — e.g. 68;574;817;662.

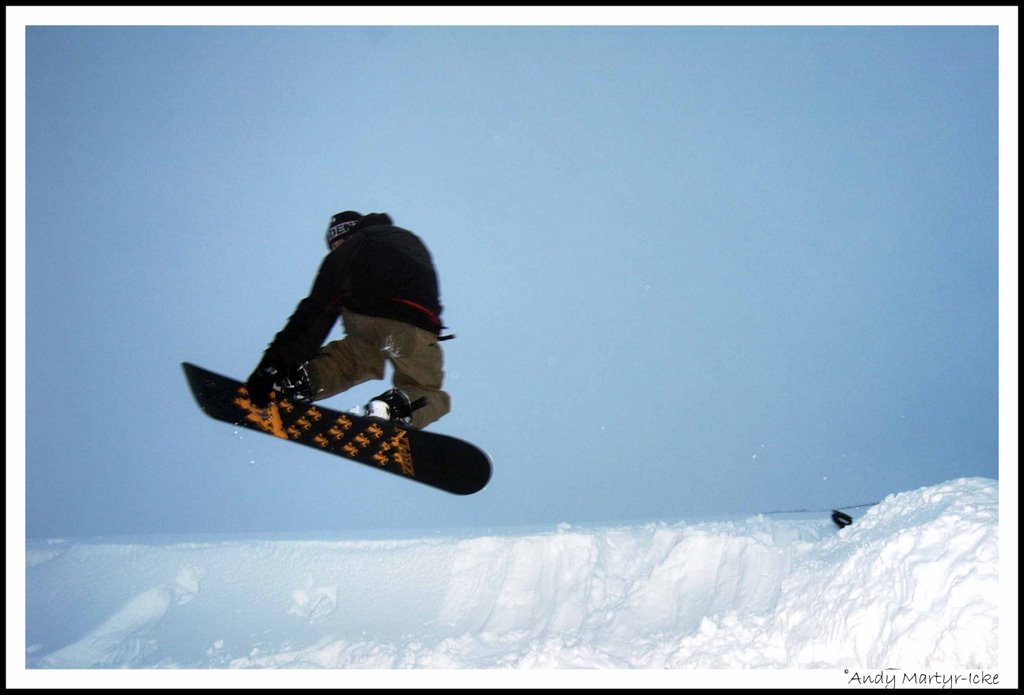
25;477;998;670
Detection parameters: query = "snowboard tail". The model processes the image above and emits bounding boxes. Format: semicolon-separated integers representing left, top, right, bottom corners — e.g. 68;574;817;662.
182;362;490;495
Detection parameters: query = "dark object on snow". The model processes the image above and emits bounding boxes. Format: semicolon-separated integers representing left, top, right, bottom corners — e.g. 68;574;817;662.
832;510;854;529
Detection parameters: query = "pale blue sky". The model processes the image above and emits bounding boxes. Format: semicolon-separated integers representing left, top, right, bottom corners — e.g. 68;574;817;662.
17;16;1010;538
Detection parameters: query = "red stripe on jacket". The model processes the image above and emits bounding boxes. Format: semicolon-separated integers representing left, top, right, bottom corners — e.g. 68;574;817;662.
390;297;442;328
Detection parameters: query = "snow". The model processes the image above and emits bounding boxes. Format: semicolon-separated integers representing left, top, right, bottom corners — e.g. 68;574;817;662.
21;477;1007;686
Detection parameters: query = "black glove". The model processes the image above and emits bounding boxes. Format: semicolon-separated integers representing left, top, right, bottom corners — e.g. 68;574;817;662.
245;356;283;409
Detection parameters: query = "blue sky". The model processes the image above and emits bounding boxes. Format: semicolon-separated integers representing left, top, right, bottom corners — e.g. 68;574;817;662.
12;10;1016;539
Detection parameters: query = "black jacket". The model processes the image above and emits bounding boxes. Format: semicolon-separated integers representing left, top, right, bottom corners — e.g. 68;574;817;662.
264;214;443;367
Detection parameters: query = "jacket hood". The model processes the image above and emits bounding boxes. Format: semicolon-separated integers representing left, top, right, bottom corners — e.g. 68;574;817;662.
353;212;393;231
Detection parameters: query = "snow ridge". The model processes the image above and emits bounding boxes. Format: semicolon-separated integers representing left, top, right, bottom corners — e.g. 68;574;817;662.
25;478;998;669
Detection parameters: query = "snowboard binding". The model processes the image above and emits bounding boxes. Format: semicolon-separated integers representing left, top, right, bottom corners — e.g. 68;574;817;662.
364;388;427;425
277;363;317;403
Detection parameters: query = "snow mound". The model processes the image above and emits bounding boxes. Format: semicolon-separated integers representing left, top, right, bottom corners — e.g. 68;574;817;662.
25;477;998;670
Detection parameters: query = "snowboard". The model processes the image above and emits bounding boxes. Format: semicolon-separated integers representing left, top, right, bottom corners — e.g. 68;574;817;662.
182;362;491;495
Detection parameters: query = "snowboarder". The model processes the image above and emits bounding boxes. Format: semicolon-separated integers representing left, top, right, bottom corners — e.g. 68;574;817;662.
245;211;452;429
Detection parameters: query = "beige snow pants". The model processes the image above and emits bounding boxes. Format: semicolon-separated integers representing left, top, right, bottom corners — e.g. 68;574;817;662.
304;310;451;429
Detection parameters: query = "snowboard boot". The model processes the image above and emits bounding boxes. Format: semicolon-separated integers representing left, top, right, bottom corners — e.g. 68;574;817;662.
278;363;316;403
364;388;427;425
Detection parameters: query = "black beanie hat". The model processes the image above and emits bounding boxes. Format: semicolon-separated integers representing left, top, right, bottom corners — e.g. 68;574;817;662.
326;211;363;247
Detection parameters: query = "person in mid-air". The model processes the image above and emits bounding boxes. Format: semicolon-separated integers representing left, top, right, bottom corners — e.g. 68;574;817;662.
245;211;452;429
